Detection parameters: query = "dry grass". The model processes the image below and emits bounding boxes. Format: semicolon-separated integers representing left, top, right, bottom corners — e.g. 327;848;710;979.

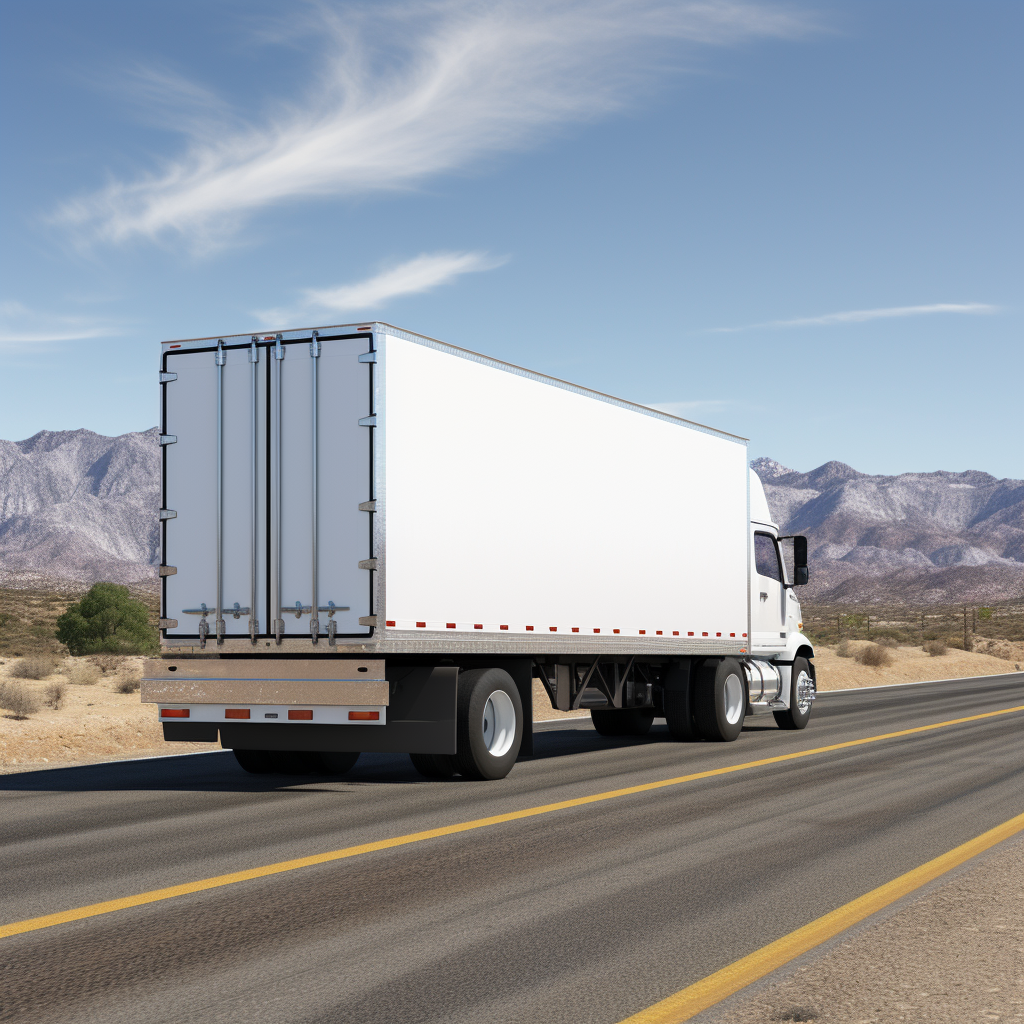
0;680;42;719
67;660;101;685
924;639;948;657
10;656;58;680
836;639;853;658
43;681;67;710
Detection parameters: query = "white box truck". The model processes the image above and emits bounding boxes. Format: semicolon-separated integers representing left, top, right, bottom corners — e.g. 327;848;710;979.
144;323;816;780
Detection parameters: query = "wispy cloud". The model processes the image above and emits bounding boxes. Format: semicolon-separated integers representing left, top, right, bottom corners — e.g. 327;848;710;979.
255;250;504;325
710;302;999;333
0;301;116;351
58;1;813;248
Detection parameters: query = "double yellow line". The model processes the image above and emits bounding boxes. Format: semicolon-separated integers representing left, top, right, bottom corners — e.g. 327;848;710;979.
3;702;1023;991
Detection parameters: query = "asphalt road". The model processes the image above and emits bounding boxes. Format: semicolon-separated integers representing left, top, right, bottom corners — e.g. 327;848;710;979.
2;673;1023;1024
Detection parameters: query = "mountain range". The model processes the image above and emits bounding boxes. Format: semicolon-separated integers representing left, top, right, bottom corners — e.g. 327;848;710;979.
0;428;1020;604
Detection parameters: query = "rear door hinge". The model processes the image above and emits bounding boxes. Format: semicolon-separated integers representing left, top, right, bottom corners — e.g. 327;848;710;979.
357;351;377;363
160;509;177;520
160;434;177;445
159;565;177;576
160;372;177;383
358;500;376;512
159;618;178;629
358;558;378;571
358;416;376;427
358;615;377;627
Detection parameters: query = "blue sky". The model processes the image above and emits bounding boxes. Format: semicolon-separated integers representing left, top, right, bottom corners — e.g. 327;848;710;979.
1;0;1020;477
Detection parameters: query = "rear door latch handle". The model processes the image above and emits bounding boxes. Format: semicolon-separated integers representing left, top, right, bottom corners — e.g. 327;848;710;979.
760;592;768;601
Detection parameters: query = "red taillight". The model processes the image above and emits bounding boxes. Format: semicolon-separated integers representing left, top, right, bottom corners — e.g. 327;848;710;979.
288;709;313;721
349;711;379;721
161;708;189;718
225;708;250;719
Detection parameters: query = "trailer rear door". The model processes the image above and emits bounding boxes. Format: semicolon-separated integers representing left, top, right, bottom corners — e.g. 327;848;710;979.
161;332;373;645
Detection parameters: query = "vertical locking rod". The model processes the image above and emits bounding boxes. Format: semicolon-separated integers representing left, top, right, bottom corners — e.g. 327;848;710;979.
249;338;260;643
309;331;321;644
272;334;285;644
215;341;226;644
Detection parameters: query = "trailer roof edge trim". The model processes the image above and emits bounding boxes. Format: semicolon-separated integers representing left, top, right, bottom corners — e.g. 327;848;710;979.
160;321;748;445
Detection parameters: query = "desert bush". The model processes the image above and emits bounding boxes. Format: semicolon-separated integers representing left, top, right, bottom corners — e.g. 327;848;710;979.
10;655;57;680
55;583;158;656
945;637;966;651
924;640;947;657
115;662;142;694
0;680;42;718
67;659;101;685
89;654;123;675
836;639;853;658
856;643;894;667
874;636;899;648
43;680;67;709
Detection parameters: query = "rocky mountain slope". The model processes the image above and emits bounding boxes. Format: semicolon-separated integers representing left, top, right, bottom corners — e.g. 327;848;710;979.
0;428;159;589
751;457;1024;603
0;429;1020;604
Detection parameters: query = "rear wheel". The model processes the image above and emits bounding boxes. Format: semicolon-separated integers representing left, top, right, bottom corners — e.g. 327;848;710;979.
693;658;746;742
590;708;655;736
454;668;524;780
774;658;815;730
233;749;276;774
315;751;361;775
663;662;699;741
409;753;458;779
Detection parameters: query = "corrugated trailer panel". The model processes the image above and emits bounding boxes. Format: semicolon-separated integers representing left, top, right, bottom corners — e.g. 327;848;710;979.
379;331;749;649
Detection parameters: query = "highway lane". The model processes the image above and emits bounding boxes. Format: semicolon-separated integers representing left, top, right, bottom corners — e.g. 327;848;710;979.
1;672;1022;1024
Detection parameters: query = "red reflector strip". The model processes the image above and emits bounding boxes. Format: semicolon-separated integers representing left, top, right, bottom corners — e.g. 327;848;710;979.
639;630;646;635
224;708;250;719
571;627;579;633
288;709;313;721
526;625;534;631
474;624;483;630
742;632;748;637
416;621;426;628
716;632;722;637
702;632;709;636
169;344;181;349
500;625;508;630
673;631;679;636
349;711;379;721
688;631;694;636
549;626;557;632
161;708;189;718
446;622;456;629
730;632;736;637
613;629;620;634
593;628;600;633
656;630;663;635
385;620;395;626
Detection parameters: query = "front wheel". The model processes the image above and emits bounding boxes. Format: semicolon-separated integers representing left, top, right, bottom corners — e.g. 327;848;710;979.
774;658;815;730
454;668;524;780
693;658;746;742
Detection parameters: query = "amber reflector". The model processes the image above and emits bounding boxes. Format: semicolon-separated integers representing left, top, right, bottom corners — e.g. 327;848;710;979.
224;708;250;719
288;709;313;720
161;708;189;718
349;711;380;721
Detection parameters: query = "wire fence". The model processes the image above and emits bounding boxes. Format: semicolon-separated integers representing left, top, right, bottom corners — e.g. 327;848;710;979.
801;601;1024;650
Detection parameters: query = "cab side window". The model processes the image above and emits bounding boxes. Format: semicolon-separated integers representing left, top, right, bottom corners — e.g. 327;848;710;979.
754;533;782;582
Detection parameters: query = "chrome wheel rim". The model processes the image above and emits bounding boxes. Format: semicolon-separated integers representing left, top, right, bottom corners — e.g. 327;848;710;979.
724;673;745;725
796;670;816;712
482;690;516;757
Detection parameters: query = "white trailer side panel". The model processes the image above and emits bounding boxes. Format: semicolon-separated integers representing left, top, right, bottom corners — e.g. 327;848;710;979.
381;335;749;642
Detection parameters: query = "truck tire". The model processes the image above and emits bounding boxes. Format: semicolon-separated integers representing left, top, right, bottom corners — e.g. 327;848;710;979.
315;751;361;775
454;668;524;780
590;708;655;736
233;749;276;774
663;662;699;741
693;658;745;742
773;657;815;730
409;753;458;779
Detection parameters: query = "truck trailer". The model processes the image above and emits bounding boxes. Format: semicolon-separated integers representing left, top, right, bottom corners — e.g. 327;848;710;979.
144;322;816;780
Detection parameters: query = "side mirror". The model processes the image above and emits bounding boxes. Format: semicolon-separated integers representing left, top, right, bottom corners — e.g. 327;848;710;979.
793;535;808;586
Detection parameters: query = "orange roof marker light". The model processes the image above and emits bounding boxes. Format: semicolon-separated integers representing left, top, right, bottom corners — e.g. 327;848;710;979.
349;711;380;721
288;710;313;720
161;708;189;718
224;709;250;720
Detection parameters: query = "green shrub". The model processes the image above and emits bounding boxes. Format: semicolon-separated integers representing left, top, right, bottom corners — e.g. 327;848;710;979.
856;644;894;668
55;583;158;656
0;681;41;718
978;607;992;621
10;655;57;680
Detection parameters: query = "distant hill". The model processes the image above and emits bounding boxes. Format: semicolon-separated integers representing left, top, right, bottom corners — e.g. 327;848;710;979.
0;431;1020;604
0;428;159;590
750;457;1024;604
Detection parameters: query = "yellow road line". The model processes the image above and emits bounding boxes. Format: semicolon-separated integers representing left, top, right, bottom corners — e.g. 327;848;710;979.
2;702;1022;942
618;807;1024;1023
